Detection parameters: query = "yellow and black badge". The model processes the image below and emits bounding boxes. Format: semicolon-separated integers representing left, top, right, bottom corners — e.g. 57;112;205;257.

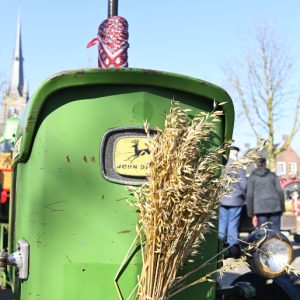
114;137;150;177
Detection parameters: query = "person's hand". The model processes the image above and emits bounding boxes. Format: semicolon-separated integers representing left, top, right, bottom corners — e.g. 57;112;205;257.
252;215;258;227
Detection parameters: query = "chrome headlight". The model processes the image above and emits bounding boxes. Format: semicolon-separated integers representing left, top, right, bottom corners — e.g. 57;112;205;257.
245;229;293;278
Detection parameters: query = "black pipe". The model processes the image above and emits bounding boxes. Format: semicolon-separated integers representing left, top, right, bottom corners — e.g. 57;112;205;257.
108;0;118;17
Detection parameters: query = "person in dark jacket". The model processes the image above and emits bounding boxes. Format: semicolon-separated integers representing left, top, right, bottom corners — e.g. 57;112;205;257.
246;157;285;231
219;146;247;246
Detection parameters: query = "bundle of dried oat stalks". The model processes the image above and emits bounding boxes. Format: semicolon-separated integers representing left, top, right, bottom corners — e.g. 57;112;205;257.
129;101;257;300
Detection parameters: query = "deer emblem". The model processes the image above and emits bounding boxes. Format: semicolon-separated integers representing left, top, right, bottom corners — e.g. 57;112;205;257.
126;139;150;163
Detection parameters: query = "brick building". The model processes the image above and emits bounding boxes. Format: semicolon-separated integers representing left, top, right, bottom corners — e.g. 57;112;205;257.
276;135;300;179
243;136;300;179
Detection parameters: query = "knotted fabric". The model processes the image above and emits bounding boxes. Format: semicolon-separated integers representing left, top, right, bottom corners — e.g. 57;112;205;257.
87;16;129;68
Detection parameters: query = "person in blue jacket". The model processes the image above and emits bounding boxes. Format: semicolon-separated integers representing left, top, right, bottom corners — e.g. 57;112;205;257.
219;146;247;246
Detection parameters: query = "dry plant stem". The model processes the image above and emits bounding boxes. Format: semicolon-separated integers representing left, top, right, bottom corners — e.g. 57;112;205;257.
114;230;141;300
166;269;217;300
169;244;232;292
130;102;233;300
129;102;262;300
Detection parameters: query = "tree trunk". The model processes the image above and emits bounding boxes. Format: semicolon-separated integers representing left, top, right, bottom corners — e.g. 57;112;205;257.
268;155;277;172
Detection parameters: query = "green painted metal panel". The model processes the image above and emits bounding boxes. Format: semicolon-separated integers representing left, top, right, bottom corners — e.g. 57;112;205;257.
9;68;234;300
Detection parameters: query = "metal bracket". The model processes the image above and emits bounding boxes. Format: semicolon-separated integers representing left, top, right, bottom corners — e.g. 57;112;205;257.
4;239;29;280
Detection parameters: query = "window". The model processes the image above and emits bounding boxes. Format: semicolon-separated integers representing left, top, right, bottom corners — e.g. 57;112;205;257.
288;162;297;175
277;161;286;175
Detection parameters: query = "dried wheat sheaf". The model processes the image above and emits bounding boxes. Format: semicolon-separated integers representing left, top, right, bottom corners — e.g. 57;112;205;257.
128;101;253;300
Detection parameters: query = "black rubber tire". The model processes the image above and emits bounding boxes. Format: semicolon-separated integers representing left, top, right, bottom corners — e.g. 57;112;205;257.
294;232;300;244
223;272;300;300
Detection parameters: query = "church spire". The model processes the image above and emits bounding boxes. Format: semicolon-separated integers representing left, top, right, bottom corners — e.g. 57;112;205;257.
9;12;24;97
0;10;28;130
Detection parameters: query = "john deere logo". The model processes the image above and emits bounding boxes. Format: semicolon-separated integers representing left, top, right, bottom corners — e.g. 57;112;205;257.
114;137;150;176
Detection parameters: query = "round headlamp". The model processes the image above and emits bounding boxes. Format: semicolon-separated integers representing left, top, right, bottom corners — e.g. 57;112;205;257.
245;229;293;278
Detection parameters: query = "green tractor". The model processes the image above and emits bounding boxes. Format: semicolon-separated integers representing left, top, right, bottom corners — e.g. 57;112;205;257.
0;68;296;300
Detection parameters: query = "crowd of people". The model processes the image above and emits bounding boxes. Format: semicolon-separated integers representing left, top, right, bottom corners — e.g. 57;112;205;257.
219;146;285;246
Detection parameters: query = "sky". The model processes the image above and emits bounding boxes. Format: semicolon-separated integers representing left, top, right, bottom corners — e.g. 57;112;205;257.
1;0;300;153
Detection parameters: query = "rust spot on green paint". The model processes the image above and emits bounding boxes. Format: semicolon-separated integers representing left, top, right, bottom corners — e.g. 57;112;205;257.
45;201;68;207
115;197;127;202
65;255;72;263
28;115;36;122
66;155;71;162
44;201;68;212
117;230;131;234
90;156;96;162
75;70;85;75
83;155;88;162
143;69;163;75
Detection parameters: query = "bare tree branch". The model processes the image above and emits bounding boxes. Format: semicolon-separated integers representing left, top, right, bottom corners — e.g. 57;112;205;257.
232;76;261;143
248;64;269;127
274;96;300;155
224;24;299;171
